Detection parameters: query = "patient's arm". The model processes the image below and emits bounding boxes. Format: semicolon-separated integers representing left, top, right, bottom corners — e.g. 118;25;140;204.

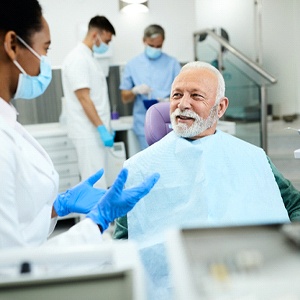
113;216;128;239
268;156;300;221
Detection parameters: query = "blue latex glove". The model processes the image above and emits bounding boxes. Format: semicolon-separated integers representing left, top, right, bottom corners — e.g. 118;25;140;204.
97;125;114;147
53;169;106;217
87;168;160;232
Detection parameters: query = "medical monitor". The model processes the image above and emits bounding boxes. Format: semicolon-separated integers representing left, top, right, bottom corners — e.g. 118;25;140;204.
166;223;300;300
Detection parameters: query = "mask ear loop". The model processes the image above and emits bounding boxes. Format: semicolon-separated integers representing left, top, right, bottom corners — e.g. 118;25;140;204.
16;36;41;60
96;34;103;46
13;60;27;74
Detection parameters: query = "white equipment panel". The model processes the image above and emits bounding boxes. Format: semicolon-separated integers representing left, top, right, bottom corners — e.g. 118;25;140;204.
166;223;300;300
106;141;126;187
0;241;146;300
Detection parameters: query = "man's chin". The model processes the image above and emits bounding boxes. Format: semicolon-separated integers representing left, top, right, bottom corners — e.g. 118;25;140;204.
173;127;200;138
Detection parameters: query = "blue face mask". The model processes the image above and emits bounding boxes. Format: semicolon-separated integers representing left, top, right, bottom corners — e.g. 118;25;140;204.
13;36;52;100
93;35;109;54
145;45;162;60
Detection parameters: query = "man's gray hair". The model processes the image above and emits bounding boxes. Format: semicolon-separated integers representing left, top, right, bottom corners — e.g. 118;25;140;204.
181;61;225;104
144;24;165;40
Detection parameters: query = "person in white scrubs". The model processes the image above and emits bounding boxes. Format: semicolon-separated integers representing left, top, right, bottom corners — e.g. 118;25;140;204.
62;16;116;189
0;0;159;249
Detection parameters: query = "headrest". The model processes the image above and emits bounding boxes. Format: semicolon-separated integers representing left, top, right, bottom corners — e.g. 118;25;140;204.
145;102;173;146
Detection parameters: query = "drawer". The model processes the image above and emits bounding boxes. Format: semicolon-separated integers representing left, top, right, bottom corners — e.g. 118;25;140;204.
37;135;75;151
48;148;78;164
58;175;81;193
55;163;79;178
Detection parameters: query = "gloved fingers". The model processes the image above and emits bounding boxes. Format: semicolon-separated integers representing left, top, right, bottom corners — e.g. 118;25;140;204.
158;97;170;102
106;139;114;147
141;83;151;89
125;173;160;202
107;168;128;195
132;84;151;95
143;88;151;94
85;169;105;186
104;132;114;147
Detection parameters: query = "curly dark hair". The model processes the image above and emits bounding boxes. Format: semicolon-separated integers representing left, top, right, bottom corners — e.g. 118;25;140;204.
0;0;43;46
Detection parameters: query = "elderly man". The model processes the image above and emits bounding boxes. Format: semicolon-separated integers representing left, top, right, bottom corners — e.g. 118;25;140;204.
114;61;300;299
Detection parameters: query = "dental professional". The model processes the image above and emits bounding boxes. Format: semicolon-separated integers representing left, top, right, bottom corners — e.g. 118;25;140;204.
120;24;181;150
0;0;159;249
114;61;300;299
62;16;116;189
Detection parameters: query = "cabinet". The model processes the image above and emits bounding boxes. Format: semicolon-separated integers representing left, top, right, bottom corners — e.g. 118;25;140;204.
25;123;81;221
24;123;81;194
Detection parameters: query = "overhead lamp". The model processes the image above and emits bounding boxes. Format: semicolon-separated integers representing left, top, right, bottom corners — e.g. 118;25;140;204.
119;0;149;14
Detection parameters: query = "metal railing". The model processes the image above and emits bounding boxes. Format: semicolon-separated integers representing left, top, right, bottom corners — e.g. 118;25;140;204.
193;29;277;153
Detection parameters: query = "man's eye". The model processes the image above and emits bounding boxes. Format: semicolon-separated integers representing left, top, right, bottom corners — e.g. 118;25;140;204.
45;47;51;55
172;93;181;99
192;94;204;100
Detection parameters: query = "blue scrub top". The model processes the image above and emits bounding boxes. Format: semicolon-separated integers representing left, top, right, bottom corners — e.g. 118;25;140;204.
120;52;181;137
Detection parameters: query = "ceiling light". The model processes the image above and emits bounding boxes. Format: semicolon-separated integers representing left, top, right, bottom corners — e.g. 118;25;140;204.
119;0;149;14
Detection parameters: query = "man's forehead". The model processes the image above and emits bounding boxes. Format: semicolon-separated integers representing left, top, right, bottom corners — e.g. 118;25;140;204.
173;69;217;88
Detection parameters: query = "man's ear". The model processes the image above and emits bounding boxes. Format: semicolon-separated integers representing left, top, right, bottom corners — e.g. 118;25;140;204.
217;97;229;118
4;31;18;61
90;29;98;40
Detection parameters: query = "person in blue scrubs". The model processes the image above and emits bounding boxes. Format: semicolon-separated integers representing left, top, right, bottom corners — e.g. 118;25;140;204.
119;24;181;150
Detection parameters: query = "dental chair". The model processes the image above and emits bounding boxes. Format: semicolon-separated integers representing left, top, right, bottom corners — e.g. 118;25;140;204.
145;102;236;146
145;102;173;146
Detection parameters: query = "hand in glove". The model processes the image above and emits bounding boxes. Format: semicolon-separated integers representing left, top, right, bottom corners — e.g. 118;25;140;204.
87;168;160;232
97;125;115;147
53;169;106;217
157;97;170;102
132;84;151;95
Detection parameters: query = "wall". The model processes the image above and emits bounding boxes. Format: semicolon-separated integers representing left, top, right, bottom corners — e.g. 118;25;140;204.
195;0;257;60
39;0;196;67
195;0;300;117
295;0;300;115
39;0;300;117
262;0;299;116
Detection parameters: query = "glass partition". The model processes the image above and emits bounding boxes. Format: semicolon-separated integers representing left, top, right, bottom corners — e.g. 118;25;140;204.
194;31;276;149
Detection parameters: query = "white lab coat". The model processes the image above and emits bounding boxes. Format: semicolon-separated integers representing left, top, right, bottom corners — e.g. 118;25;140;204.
0;98;102;249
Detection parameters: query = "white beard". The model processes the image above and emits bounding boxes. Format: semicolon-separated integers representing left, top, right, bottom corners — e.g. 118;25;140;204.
170;105;219;138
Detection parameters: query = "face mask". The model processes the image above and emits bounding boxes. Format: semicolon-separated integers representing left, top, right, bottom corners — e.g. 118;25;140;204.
93;35;109;54
13;36;52;100
145;45;162;60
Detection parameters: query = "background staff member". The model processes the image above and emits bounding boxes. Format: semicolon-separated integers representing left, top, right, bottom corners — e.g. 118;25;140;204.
120;24;181;150
62;16;116;189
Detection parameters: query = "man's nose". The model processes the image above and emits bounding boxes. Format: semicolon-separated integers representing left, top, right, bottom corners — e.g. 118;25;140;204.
178;94;192;110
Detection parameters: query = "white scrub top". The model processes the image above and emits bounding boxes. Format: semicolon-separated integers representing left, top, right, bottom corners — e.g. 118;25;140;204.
0;98;102;249
62;43;111;140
